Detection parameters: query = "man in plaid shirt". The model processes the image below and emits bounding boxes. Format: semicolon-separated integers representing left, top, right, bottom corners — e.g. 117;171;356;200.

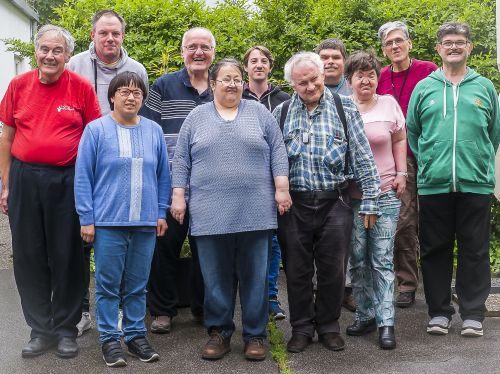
273;52;380;354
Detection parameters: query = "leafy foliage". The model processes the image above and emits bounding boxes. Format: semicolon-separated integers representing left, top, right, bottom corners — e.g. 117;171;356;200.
5;0;500;265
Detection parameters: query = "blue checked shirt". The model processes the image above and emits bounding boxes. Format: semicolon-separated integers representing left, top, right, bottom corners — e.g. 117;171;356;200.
273;88;381;215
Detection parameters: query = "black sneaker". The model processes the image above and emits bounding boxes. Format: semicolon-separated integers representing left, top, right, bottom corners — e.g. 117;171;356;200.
126;336;160;363
102;340;127;367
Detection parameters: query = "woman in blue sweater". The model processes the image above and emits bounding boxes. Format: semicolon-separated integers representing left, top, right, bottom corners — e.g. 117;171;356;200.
75;72;171;367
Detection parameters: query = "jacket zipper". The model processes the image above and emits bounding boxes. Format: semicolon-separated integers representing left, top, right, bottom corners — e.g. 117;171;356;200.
452;84;460;192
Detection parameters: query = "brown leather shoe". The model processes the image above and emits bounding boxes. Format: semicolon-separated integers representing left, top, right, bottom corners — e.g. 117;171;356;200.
318;332;345;351
201;331;231;360
342;287;356;312
244;338;266;361
150;315;171;334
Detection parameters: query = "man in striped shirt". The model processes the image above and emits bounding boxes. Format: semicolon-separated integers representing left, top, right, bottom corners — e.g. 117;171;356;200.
273;52;380;354
140;27;215;333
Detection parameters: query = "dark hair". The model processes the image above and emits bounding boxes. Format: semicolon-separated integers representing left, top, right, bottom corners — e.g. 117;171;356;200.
108;71;147;110
437;22;471;42
92;10;126;33
344;50;382;83
314;38;347;60
209;58;244;81
243;46;274;69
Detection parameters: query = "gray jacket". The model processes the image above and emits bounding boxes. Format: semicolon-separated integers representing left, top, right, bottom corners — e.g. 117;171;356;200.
67;42;148;115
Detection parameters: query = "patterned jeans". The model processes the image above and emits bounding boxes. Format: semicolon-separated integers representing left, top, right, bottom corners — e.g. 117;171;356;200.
349;190;400;327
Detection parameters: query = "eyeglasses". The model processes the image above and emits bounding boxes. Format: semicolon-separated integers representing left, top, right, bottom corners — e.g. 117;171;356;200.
116;88;143;98
182;44;213;52
216;78;244;86
439;40;469;49
383;38;408;48
38;46;65;56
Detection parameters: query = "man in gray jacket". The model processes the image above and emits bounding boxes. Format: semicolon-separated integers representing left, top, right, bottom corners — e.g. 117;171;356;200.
68;10;148;115
67;9;148;336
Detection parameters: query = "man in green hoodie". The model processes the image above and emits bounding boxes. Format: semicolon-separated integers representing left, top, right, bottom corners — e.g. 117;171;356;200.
407;22;500;337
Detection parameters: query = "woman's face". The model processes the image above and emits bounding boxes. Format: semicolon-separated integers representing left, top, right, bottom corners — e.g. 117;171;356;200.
211;65;243;108
111;84;144;118
350;69;378;98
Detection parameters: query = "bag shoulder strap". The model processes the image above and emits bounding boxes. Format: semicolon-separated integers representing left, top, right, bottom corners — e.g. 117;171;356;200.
331;93;350;176
279;99;291;131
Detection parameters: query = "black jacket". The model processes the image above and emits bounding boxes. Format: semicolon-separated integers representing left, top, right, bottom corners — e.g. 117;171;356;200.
242;84;291;112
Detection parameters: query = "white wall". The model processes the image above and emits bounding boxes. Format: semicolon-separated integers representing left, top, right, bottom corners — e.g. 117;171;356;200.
0;0;33;98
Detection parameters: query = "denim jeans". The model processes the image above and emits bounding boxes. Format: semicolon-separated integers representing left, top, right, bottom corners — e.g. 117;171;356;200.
349;190;400;327
268;234;281;300
195;230;271;342
94;227;156;344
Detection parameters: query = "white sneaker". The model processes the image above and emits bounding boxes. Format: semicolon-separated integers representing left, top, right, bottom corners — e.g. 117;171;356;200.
77;312;91;337
461;320;483;337
117;309;123;331
427;316;451;335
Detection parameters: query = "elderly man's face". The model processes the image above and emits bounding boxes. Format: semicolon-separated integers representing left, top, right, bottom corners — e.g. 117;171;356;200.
91;15;124;64
35;31;70;84
181;30;215;75
382;29;412;66
291;62;325;107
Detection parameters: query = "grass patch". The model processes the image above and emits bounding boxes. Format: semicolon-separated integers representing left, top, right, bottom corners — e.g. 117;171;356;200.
268;318;294;374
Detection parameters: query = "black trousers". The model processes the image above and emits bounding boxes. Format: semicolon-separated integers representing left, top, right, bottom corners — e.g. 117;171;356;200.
148;208;204;317
419;193;491;322
277;191;353;336
82;242;91;313
9;159;84;339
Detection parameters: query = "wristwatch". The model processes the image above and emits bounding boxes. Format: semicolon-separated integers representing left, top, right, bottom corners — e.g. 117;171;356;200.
396;171;408;178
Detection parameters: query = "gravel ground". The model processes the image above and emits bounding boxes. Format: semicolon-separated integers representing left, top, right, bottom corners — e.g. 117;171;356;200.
0;213;12;270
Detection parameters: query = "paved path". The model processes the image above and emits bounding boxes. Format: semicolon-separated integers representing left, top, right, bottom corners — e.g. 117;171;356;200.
1;215;500;373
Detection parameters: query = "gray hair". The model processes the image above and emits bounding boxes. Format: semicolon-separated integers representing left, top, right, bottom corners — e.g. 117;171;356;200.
437;22;471;42
182;27;216;48
284;52;324;85
378;21;410;43
35;24;75;54
91;10;126;33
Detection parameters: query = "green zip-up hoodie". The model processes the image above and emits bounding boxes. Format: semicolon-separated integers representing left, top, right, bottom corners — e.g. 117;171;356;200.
407;68;500;195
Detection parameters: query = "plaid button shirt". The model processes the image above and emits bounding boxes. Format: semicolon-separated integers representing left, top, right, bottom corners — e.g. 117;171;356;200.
273;88;381;215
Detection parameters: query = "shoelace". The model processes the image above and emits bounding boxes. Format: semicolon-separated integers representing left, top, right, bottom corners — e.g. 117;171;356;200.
207;332;224;346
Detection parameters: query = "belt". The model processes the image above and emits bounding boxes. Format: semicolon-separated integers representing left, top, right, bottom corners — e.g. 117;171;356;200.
290;182;348;200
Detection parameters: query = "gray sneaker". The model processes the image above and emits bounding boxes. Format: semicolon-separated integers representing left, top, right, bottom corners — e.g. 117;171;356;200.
427;316;451;335
77;312;91;337
461;319;483;337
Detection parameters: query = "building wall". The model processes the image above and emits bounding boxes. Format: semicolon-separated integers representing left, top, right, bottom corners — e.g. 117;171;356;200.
0;0;34;98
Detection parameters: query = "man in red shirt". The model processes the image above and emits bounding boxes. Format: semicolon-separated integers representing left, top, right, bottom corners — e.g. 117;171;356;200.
0;25;101;359
376;21;438;308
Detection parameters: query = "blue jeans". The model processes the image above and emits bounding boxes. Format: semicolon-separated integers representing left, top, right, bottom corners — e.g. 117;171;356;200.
195;230;271;342
268;234;281;300
349;190;400;327
94;227;156;344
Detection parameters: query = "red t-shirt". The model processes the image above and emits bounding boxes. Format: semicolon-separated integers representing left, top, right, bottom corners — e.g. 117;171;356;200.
377;59;438;159
0;69;101;166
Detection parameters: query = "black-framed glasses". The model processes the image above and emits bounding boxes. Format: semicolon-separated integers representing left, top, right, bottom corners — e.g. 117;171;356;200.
439;40;469;49
216;78;244;86
383;38;408;48
182;44;213;52
116;88;143;98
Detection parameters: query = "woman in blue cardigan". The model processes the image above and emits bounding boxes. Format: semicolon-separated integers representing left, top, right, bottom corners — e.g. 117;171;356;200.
75;72;171;367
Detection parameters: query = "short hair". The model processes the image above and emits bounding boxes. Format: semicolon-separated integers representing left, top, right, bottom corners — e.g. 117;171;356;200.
209;58;244;81
107;71;148;111
284;52;324;85
344;50;382;82
314;38;347;60
243;46;274;69
182;27;216;48
437;22;471;42
378;21;410;43
35;24;75;55
92;10;126;33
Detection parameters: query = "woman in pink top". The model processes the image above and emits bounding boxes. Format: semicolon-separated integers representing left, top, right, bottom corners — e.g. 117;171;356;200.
344;50;407;350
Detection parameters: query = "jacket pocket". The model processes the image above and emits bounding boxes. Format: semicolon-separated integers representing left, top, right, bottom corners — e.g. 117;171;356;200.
455;140;489;184
322;135;347;174
418;140;452;185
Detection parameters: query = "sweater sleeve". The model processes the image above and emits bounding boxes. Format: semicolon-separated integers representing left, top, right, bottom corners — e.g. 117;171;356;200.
155;123;171;219
489;89;500;153
171;110;193;188
74;123;98;226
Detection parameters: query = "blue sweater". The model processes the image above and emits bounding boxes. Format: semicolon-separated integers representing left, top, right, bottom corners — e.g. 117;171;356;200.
75;114;171;227
172;100;289;236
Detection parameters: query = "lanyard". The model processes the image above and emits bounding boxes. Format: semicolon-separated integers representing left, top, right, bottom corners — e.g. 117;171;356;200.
390;59;412;104
334;76;346;93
